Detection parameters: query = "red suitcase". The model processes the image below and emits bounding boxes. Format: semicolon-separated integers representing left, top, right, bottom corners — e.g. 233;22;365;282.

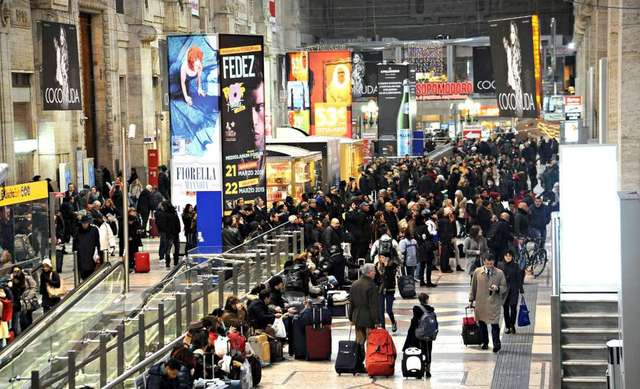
304;308;332;361
365;328;396;377
135;252;150;273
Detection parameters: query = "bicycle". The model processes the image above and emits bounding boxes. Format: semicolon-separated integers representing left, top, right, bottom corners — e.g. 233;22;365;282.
515;236;548;278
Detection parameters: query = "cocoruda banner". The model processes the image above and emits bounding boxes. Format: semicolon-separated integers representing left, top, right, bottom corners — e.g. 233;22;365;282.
41;22;82;110
416;82;473;100
488;15;542;118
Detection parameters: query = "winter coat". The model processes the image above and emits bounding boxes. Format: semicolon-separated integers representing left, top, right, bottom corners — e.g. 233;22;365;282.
348;275;380;328
403;303;435;351
98;221;116;252
463;236;489;274
344;210;372;244
469;266;507;324
529;204;550;230
146;362;179;389
321;226;344;253
136;189;152;214
375;258;399;293
73;224;100;273
498;260;524;306
247;299;276;330
222;227;243;251
39;270;61;309
399;238;419;267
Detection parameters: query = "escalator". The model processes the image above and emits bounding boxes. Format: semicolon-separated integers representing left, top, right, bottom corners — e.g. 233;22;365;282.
0;223;300;388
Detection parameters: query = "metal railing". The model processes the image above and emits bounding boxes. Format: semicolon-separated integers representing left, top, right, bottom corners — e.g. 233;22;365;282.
550;212;562;389
15;224;303;389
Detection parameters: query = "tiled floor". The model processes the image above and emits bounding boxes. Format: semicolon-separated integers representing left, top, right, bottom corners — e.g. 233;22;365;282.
260;256;552;389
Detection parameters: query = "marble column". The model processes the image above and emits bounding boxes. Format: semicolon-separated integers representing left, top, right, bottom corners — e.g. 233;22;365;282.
0;16;15;184
617;0;640;190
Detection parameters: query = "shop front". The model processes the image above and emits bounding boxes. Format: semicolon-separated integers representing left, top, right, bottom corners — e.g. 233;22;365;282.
265;145;322;205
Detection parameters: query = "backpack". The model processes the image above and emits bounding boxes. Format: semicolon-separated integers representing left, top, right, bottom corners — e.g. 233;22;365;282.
286;263;306;290
377;239;397;260
415;305;438;341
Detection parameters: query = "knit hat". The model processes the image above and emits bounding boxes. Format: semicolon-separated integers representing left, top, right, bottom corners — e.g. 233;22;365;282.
42;258;52;268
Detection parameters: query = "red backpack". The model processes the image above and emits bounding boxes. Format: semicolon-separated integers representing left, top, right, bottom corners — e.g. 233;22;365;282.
365;328;397;377
227;331;247;354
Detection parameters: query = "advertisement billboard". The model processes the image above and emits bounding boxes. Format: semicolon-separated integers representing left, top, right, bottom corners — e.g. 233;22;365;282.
309;51;352;137
218;34;266;213
488;15;542;118
286;51;311;132
41;22;82;111
167;34;222;236
352;51;383;99
472;46;496;94
377;64;409;156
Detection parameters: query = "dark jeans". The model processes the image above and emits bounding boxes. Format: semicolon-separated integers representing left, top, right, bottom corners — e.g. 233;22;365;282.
159;232;168;260
419;339;433;365
531;227;547;245
379;291;396;327
56;250;64;273
478;321;501;347
504;303;518;329
165;235;180;267
440;242;453;271
80;268;95;281
405;265;416;279
418;259;433;285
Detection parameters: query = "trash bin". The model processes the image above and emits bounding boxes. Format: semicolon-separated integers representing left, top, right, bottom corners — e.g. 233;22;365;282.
607;339;623;389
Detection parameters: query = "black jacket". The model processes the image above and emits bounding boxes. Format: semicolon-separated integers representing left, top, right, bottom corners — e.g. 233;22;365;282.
73;224;100;273
514;209;530;236
498;260;524;306
247;299;276;330
416;175;434;197
344;210;372;244
222;227;243;251
159;172;171;200
375;260;399;293
40;271;61;309
137;189;152;214
321;226;344;252
403;303;435;351
529;204;550;230
488;220;513;254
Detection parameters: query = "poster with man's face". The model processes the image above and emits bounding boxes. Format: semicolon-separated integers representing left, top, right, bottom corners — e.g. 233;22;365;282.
489;16;541;118
41;22;82;111
219;34;266;213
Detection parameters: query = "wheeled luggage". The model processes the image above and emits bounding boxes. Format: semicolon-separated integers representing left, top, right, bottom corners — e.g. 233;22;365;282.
305;308;332;361
247;334;271;366
462;306;483;346
365;328;396;377
402;347;425;378
134;252;150;273
269;337;284;363
397;267;416;299
335;327;362;375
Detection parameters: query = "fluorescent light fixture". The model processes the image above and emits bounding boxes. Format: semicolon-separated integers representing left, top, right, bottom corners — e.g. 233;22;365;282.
559;144;620;292
567;41;576;50
14;139;38;153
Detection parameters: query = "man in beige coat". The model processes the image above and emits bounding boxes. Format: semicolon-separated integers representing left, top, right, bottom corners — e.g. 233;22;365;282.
469;255;508;352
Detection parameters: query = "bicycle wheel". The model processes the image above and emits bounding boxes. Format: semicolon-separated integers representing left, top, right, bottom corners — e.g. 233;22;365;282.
531;249;548;278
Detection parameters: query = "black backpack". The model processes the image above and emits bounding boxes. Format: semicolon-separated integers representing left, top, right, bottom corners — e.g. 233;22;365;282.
415;306;439;341
286;263;306;290
377;239;397;260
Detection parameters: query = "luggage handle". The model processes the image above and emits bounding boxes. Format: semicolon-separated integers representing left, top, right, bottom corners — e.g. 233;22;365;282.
465;305;475;317
312;307;323;329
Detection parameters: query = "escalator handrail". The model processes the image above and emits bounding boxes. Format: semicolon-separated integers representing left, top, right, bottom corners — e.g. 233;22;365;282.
0;260;124;366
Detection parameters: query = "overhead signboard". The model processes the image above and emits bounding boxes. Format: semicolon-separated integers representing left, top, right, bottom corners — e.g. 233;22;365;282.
41;22;82;110
488;15;542;118
564;95;583;121
416;82;473;100
0;181;48;206
472;46;496;94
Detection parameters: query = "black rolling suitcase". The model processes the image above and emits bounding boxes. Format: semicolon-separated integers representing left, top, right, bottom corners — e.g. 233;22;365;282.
397;267;416;299
292;315;307;359
462;306;483;346
335;327;362;375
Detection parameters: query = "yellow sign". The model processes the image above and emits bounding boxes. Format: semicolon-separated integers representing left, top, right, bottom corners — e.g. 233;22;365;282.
0;181;49;207
219;45;262;56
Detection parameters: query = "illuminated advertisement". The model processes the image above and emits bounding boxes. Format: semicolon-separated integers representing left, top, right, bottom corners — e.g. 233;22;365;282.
352;51;383;99
41;22;82;111
286;51;310;132
309;50;352;137
167;34;222;229
377;63;409;156
219;34;266;213
489;15;542;118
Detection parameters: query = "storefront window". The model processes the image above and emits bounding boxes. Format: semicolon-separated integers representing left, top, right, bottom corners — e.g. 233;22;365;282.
454;57;472;82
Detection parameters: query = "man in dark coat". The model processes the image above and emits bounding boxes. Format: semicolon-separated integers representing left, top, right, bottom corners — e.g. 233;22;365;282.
497;250;524;334
349;263;380;368
529;196;551;243
487;212;513;260
136;184;153;233
159;202;181;268
73;215;100;281
344;202;372;262
321;218;344;255
222;216;243;251
247;289;277;331
416;173;435;197
158;165;171;200
146;358;180;389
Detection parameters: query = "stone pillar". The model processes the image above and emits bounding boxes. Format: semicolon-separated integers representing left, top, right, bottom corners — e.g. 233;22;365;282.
607;0;620;143
593;6;608;138
0;4;16;184
617;0;640;191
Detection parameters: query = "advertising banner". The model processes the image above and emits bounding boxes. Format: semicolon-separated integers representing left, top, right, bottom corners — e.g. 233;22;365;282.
219;34;266;213
147;149;159;187
352;51;383;99
489;15;542;118
41;22;82;111
167;34;222;238
286;51;311;132
377;64;409;156
472;46;496;94
309;51;352;137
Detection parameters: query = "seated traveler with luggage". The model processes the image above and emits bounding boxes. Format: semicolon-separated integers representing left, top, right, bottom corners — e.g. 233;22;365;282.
146;358;181;389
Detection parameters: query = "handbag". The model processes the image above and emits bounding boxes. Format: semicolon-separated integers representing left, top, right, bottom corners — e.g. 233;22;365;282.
272;317;287;339
46;278;67;298
517;296;531;327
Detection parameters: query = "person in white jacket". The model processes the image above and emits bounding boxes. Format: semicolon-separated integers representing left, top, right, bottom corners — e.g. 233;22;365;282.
97;214;117;263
